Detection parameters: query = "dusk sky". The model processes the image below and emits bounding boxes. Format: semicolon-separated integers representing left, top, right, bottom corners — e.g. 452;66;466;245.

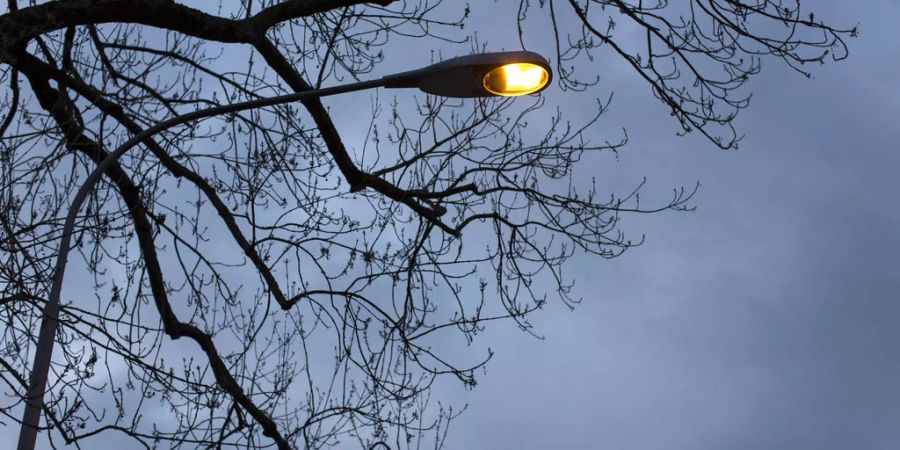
2;2;898;449
436;3;900;449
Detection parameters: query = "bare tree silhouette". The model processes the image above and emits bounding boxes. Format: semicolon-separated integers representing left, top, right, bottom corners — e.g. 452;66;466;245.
0;1;852;448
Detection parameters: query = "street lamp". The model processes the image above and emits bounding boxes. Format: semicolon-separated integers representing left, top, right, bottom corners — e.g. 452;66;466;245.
383;51;551;97
17;51;551;450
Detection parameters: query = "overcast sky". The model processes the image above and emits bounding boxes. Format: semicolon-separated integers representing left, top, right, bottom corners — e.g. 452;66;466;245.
4;2;899;449
435;3;900;450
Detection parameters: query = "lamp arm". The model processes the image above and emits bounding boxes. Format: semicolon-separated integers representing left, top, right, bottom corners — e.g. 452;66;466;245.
17;77;385;450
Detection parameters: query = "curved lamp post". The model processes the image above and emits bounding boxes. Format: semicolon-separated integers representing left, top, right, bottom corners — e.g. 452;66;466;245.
17;51;551;450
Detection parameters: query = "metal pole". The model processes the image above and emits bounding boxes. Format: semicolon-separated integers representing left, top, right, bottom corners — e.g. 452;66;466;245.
17;77;386;450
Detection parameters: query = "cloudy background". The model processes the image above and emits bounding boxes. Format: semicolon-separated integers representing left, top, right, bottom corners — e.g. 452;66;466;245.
437;2;900;449
3;1;899;449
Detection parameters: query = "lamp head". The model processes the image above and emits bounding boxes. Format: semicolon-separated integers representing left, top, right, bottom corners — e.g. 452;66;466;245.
383;51;552;98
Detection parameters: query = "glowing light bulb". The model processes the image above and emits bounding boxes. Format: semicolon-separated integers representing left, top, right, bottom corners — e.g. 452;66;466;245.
482;63;550;96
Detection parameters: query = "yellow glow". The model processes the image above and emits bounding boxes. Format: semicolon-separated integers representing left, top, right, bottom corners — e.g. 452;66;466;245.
482;63;549;96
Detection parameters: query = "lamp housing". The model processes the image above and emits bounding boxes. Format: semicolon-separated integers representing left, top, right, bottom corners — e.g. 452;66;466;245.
383;51;552;98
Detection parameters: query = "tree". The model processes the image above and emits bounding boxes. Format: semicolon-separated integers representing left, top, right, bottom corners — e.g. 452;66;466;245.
0;1;852;448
